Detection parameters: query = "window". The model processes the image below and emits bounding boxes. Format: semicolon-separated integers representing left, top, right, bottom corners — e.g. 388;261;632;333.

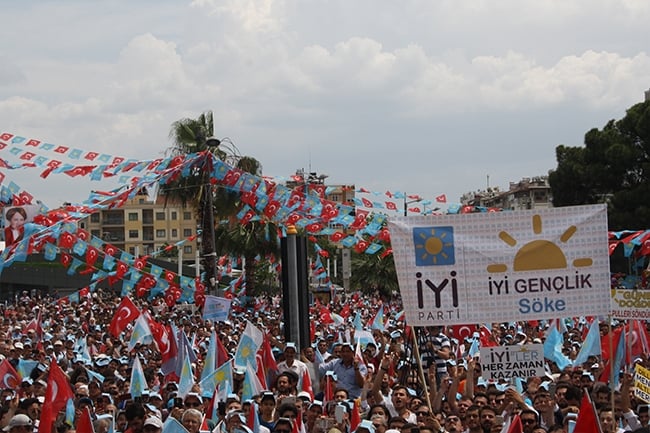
129;247;136;255
129;230;139;238
183;246;193;254
183;229;192;237
90;214;100;223
171;229;178;238
183;211;192;220
128;212;138;221
156;212;165;221
156;229;166;238
171;211;178;220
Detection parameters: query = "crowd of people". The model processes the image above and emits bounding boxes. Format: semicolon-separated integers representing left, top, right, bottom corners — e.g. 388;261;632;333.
0;288;647;433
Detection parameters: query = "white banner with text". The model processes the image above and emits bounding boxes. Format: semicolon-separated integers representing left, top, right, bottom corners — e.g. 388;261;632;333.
388;204;610;326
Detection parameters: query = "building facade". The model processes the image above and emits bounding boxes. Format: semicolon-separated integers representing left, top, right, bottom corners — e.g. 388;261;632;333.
81;192;199;259
461;175;553;210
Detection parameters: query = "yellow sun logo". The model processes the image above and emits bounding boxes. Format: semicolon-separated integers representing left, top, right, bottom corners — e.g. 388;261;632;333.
487;214;593;273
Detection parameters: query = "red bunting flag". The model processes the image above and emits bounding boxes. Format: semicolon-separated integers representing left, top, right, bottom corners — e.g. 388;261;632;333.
435;194;447;203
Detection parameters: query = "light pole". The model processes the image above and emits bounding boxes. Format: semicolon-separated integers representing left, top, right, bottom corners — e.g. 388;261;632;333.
201;137;220;295
403;194;423;216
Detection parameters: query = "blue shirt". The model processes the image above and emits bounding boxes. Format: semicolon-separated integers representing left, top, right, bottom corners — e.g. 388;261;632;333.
318;358;367;399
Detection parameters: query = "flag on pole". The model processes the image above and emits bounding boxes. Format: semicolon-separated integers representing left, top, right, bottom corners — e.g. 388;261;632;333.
40;359;75;433
241;362;264;401
0;359;21;389
611;327;626;390
543;326;571;370
129;355;148;398
127;314;153;351
573;391;602;433
199;359;233;398
200;330;218;384
573;319;602;366
178;346;195;399
234;321;263;369
109;296;140;337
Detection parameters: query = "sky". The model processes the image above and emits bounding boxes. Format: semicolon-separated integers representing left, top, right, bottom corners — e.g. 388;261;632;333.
1;0;649;212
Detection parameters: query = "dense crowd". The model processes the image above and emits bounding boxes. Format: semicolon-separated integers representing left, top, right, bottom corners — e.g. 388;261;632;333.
0;289;647;433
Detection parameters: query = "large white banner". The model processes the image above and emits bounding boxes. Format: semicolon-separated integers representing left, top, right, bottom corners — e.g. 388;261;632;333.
388;204;610;326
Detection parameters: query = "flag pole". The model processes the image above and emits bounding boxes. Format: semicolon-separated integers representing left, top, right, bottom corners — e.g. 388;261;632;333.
609;314;616;412
410;325;432;412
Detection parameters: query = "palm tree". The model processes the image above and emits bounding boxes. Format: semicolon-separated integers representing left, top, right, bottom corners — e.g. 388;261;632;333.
165;111;279;295
165;111;241;294
350;247;398;297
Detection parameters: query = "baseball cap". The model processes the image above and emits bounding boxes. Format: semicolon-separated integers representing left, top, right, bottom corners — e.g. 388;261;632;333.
144;416;163;429
297;391;312;402
3;414;33;431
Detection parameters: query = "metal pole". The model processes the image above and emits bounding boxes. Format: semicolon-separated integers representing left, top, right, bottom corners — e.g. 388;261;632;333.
284;225;301;349
202;154;218;295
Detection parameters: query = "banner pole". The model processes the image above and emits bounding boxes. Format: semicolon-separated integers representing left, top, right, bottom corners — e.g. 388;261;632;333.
411;325;432;411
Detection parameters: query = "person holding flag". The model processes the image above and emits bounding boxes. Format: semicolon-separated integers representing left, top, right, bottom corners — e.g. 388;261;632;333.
318;343;367;399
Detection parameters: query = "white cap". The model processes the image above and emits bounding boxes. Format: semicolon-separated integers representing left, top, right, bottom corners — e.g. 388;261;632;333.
144;416;163;429
3;415;33;431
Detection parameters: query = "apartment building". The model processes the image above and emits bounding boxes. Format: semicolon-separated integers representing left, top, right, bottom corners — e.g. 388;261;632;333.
81;192;199;258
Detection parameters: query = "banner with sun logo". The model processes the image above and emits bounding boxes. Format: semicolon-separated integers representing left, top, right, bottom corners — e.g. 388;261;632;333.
388;204;610;326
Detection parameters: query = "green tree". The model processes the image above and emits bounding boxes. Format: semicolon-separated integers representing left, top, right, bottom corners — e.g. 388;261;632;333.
350;247;398;297
549;100;650;230
214;219;280;296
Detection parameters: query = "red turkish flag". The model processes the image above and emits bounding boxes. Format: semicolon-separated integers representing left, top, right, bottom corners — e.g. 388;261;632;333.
148;317;177;365
573;392;600;433
104;243;118;256
0;359;21;389
296;367;313;402
115;261;129;279
506;415;523;433
76;407;94;433
58;232;76;249
320;201;339;221
435;194;447;203
263;200;281;218
320;306;334;324
451;324;476;342
385;201;397;210
361;197;373;208
40;358;75;433
85;246;99;267
134;257;147;270
108;296;141;337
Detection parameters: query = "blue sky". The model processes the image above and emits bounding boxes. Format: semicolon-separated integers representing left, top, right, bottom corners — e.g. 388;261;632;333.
1;0;649;210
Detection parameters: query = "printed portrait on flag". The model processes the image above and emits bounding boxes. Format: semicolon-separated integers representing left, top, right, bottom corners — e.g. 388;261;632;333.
388;204;610;326
3;204;39;247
